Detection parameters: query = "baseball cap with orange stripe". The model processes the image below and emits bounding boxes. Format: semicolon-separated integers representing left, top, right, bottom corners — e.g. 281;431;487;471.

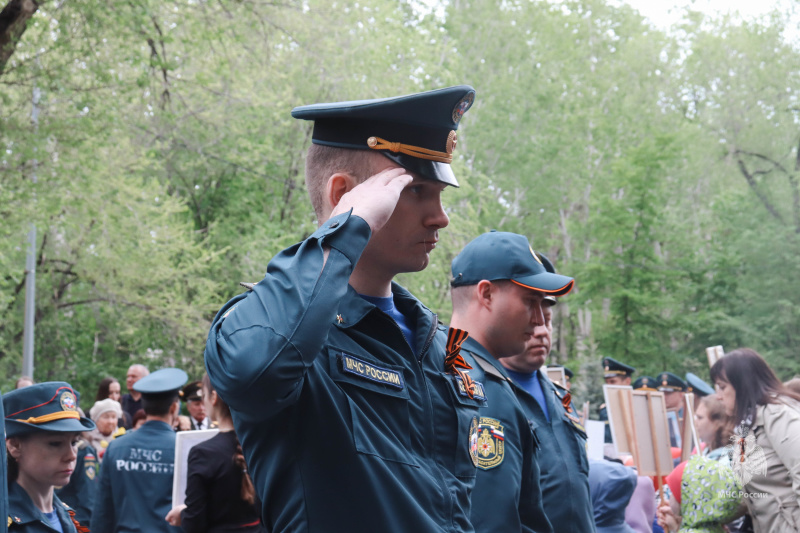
450;231;574;296
4;382;95;437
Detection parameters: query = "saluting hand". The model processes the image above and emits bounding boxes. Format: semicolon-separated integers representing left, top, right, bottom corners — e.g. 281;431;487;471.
329;167;413;233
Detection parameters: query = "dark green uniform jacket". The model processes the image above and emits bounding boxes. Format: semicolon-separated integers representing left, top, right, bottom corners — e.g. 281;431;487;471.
510;372;596;533
7;482;77;533
55;441;98;529
92;421;182;533
460;338;553;533
205;212;483;532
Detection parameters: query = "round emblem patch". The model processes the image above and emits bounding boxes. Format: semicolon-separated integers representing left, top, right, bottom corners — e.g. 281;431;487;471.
60;391;77;412
477;417;505;470
469;415;479;467
451;92;475;124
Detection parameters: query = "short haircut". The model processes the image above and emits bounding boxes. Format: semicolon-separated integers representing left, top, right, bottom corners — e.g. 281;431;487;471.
450;280;513;312
304;144;388;219
141;391;179;416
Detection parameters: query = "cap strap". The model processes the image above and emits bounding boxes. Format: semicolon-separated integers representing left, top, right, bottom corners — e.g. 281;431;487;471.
367;136;453;164
19;411;80;425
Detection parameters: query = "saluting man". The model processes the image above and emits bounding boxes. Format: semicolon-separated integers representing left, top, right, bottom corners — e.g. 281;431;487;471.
449;232;575;532
92;368;187;533
205;87;484;532
499;251;596;533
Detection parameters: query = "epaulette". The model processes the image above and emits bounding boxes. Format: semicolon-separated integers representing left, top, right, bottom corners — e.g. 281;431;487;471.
77;439;88;450
552;380;569;393
470;352;512;383
239;282;256;291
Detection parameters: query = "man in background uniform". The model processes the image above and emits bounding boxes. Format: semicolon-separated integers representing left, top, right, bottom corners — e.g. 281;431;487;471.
92;368;187;533
658;372;687;412
658;371;687;448
633;375;657;391
205;86;484;532
498;249;596;533
180;381;210;430
450;232;572;532
599;357;636;443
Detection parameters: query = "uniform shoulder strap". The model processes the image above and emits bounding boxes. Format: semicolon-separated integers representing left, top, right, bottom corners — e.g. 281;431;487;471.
469;352;511;382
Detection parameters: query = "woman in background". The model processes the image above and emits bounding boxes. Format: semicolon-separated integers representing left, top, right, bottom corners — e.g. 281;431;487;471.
710;348;800;532
165;373;263;532
95;377;131;428
87;398;125;462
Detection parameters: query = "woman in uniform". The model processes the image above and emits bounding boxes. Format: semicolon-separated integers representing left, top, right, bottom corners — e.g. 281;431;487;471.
4;381;96;532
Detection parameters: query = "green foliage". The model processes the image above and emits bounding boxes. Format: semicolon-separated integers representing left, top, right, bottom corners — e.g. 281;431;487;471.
2;0;799;399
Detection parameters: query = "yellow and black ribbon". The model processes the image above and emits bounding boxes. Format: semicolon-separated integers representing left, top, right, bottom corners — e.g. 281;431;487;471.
444;328;477;399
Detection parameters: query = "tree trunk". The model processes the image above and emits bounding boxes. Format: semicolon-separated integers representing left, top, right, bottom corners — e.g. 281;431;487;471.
0;0;38;75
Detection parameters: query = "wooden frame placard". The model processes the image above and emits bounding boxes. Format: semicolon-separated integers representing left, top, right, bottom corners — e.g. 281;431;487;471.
680;393;700;461
603;385;635;456
630;391;672;501
706;345;724;368
545;366;567;388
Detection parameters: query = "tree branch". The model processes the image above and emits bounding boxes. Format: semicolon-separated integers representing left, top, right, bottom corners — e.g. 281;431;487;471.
735;155;785;224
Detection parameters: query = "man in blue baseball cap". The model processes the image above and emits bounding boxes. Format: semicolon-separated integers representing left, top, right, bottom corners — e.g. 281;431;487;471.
92;368;187;533
205;86;483;532
449;231;573;532
474;240;595;533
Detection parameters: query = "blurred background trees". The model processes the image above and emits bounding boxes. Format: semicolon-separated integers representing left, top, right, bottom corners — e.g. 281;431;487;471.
2;0;798;404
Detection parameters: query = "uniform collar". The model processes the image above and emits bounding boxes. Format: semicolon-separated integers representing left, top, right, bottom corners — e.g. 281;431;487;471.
332;282;433;332
460;338;513;383
8;481;72;530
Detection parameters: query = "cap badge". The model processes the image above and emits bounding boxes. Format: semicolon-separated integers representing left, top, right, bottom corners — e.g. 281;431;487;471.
452;92;475;124
60;391;77;412
662;379;668;387
530;247;543;264
642;378;649;385
446;130;458;154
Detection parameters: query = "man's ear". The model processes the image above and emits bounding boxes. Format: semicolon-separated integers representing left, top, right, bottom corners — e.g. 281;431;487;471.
325;172;358;211
476;280;495;310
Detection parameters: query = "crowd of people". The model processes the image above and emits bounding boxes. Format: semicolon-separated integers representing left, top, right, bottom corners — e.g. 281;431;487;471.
4;366;264;532
4;85;800;533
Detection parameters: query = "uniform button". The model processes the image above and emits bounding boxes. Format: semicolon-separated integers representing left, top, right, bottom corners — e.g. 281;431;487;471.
329;221;339;228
